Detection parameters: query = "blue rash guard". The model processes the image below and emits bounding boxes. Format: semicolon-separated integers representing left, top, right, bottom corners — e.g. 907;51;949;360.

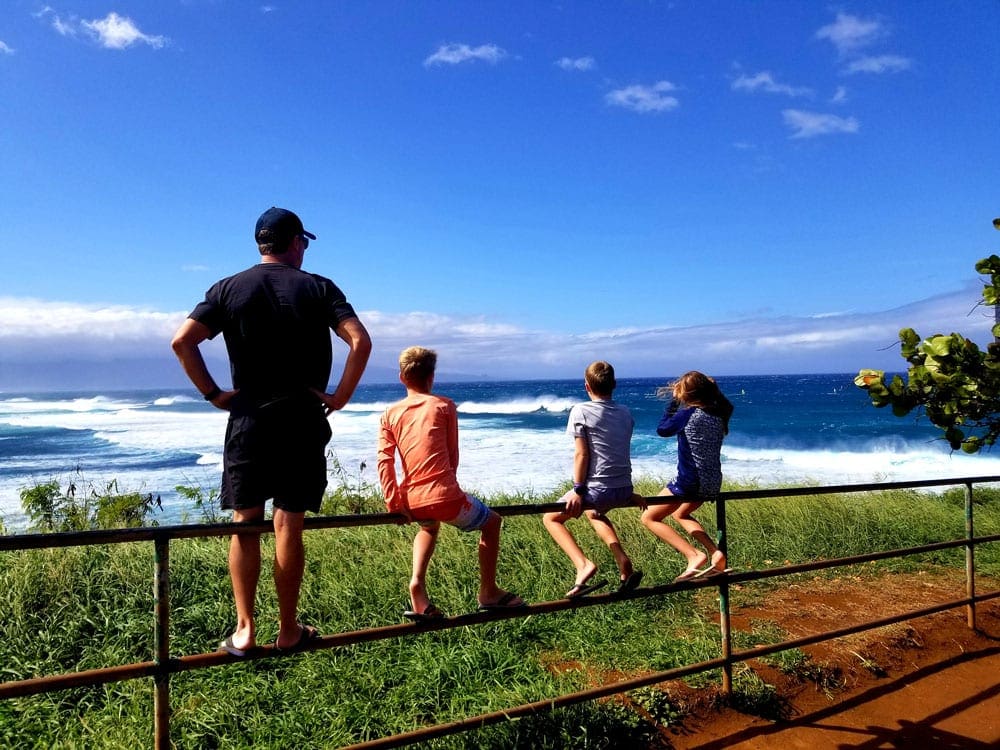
658;398;733;497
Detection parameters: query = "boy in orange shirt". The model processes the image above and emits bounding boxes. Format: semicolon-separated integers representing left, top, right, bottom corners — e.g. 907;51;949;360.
377;346;525;620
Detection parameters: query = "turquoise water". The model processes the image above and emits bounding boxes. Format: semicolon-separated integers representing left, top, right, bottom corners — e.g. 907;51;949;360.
2;374;998;528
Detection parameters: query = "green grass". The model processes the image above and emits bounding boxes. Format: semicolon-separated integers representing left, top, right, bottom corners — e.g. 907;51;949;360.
1;479;998;748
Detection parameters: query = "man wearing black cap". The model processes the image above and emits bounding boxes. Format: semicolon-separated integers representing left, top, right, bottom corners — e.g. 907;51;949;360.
172;206;371;656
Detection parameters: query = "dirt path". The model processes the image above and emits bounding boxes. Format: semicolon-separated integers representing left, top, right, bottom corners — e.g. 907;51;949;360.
661;570;1000;749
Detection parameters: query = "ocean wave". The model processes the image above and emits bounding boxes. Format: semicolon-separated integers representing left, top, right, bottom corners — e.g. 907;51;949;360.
339;401;396;413
153;395;198;407
0;395;146;414
340;396;578;416
455;396;577;415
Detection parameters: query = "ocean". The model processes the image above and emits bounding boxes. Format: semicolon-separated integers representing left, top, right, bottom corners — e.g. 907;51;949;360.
3;373;1000;530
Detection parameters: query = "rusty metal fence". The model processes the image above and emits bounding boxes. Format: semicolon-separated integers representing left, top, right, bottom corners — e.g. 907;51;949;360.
2;475;999;749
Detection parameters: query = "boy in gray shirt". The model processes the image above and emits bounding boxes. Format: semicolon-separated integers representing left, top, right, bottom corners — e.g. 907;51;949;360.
543;361;645;598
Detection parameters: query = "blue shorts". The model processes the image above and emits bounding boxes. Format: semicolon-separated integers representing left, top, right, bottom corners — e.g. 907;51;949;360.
562;484;635;514
417;494;493;532
665;480;719;499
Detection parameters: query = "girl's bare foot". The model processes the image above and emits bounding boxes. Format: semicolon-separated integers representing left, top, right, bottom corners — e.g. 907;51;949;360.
709;550;727;572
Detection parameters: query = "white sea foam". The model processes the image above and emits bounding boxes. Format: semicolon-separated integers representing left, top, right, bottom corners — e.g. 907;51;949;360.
0;395;146;414
5;389;1000;530
456;396;576;415
152;395;198;407
340;396;577;416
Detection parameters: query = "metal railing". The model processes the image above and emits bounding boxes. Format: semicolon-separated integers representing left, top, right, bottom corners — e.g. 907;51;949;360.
2;475;998;749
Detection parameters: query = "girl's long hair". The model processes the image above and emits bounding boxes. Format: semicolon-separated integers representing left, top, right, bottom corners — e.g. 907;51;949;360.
668;371;722;408
658;371;732;432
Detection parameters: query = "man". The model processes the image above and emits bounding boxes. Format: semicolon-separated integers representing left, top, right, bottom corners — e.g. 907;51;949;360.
171;206;371;655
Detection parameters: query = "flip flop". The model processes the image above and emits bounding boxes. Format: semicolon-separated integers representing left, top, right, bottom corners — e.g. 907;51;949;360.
566;580;607;599
478;592;526;611
673;568;701;583
219;635;250;657
695;566;734;579
274;623;319;653
404;603;446;621
617;570;644;593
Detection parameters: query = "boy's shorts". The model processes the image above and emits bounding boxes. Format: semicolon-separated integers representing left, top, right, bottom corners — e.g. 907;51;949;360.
415;494;493;532
564;484;635;515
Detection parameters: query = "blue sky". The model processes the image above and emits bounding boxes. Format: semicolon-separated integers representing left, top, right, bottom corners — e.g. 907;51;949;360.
1;1;998;387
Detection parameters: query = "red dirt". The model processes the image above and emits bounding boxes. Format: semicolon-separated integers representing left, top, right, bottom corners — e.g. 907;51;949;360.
659;570;1000;749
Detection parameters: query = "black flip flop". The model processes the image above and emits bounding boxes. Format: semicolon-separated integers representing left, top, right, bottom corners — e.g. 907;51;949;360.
566;580;607;599
274;623;319;653
404;603;446;621
219;635;249;657
478;592;526;611
617;570;644;593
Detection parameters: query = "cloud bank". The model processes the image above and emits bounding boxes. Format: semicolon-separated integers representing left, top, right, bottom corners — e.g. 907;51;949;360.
0;283;991;388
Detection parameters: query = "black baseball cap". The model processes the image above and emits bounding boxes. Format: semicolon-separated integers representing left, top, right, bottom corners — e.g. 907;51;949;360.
254;207;316;246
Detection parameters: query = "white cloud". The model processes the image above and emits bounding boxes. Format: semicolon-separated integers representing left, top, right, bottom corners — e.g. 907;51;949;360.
555;56;595;72
2;284;990;383
845;54;912;75
424;43;507;67
181;264;210;273
37;8;166;49
82;12;167;50
0;41;14;55
830;86;848;104
816;12;884;55
0;298;186;361
605;81;679;113
732;71;811;97
782;109;859;139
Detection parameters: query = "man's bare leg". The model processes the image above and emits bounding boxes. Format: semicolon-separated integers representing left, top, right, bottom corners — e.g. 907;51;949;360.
227;505;265;651
273;508;307;649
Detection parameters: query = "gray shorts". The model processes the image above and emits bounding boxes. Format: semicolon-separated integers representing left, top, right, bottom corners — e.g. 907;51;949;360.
561;484;635;514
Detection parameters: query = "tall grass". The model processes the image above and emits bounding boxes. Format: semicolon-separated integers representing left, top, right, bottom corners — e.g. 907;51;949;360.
1;480;998;748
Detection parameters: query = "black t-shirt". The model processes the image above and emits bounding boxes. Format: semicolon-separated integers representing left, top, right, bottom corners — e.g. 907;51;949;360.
190;263;357;405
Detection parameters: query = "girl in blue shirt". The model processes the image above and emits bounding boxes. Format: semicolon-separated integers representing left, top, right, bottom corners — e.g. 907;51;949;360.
641;371;733;581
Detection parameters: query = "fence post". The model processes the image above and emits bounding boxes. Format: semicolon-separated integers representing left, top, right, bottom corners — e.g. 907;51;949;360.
965;482;976;630
153;535;171;750
715;497;732;697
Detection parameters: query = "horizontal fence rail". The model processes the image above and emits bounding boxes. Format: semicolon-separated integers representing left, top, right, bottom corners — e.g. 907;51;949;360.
1;475;999;749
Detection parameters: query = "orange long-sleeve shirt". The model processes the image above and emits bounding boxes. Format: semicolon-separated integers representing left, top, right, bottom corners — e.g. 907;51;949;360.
377;392;466;516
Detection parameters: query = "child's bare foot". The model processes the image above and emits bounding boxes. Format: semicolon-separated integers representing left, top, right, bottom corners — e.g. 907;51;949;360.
687;551;708;571
565;560;600;598
709;550;727;572
573;560;598;588
409;581;431;616
673;552;708;582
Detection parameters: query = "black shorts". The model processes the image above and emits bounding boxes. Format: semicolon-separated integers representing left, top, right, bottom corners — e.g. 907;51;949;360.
220;403;332;513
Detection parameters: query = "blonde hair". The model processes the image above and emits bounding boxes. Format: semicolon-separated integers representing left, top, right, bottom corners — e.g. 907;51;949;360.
398;346;437;387
658;370;721;407
585;360;616;397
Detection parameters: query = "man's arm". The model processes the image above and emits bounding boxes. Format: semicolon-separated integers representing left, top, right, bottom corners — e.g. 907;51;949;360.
314;317;372;414
170;318;236;410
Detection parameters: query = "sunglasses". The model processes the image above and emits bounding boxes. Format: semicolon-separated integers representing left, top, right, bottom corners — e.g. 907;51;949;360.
299;234;310;249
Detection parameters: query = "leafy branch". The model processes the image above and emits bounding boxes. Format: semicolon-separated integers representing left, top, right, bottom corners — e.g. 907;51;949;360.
856;247;1000;454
